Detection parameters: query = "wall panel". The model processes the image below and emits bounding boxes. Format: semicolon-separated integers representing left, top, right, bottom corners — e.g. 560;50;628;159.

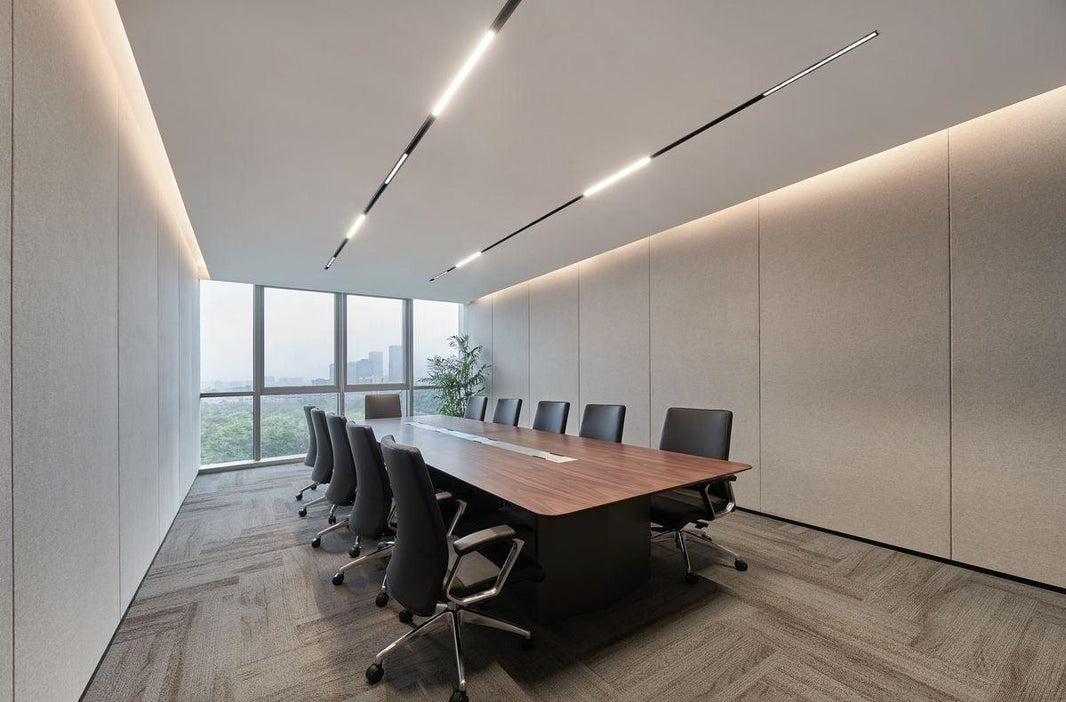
178;245;199;494
0;0;12;695
579;239;650;447
118;104;160;609
529;265;580;435
490;283;530;426
157;209;180;532
464;296;493;399
11;1;121;697
650;201;760;507
950;87;1066;587
759;133;951;556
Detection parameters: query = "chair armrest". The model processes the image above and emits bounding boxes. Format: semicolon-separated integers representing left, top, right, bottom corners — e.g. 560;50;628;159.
452;525;517;556
435;491;467;536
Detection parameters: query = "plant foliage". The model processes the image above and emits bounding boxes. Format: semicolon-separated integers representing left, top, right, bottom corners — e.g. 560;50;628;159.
419;334;490;416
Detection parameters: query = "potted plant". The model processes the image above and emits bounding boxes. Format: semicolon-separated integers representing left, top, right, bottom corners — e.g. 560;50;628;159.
419;334;491;416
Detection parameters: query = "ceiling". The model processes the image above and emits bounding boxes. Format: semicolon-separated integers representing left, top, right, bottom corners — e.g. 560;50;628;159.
118;1;1066;302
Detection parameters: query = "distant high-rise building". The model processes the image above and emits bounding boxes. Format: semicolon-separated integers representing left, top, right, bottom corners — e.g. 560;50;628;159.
388;345;403;383
355;358;372;384
369;351;383;382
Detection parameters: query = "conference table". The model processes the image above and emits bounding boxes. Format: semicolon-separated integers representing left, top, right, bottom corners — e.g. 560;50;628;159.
359;414;751;622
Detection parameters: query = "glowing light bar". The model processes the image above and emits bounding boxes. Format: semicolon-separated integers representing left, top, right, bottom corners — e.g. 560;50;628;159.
384;153;409;185
325;256;337;269
345;213;367;240
455;251;483;268
583;156;652;197
432;31;496;116
762;31;879;97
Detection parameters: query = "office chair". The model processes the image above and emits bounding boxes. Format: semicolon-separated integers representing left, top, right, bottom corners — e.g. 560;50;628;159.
532;400;570;434
332;423;467;590
310;414;358;547
579;403;626;443
492;398;522;426
295;404;319;501
463;395;488;421
366;435;541;702
650;408;747;582
298;408;333;516
365;393;402;419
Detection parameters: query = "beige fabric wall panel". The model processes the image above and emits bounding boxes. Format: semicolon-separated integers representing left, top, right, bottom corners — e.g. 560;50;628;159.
529;265;580;435
178;248;199;495
118;104;161;609
465;296;493;399
491;283;530;426
949;87;1066;587
579;239;651;447
760;132;951;557
0;0;11;695
157;209;180;532
650;201;761;507
11;0;122;697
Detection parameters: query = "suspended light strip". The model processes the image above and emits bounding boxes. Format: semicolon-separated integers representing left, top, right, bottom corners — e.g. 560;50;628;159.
384;153;408;185
433;31;496;117
323;0;522;270
455;251;482;268
430;29;878;281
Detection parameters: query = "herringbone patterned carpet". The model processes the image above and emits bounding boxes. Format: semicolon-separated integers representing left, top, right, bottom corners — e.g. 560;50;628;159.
83;464;1066;701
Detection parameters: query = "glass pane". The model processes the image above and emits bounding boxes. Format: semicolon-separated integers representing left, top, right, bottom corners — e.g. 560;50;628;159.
200;396;253;465
346;296;404;385
263;287;335;387
413;388;443;416
413;299;460;384
261;393;338;460
199;280;253;392
344;391;407;421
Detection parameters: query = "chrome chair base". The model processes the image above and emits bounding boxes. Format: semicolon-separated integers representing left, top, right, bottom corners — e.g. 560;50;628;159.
652;525;749;581
295;481;318;501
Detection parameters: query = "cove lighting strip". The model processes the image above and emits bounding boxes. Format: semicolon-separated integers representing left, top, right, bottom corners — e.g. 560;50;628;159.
430;30;878;282
323;0;522;270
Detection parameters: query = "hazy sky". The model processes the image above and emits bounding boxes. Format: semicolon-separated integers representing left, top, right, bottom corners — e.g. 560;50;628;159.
200;281;459;388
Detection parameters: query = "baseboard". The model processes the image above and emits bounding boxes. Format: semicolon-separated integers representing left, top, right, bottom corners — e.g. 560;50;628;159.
737;507;1066;596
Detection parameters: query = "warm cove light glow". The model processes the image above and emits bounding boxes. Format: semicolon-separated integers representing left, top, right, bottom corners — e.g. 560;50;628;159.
432;31;496;117
583;156;652;197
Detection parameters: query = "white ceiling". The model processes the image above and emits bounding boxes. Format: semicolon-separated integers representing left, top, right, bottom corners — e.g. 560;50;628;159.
118;1;1066;302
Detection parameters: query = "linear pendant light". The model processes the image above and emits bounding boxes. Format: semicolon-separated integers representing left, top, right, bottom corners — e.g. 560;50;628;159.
430;29;878;282
323;0;522;270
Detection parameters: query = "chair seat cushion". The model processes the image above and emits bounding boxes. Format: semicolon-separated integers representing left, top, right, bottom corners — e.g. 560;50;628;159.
445;538;544;599
650;488;719;529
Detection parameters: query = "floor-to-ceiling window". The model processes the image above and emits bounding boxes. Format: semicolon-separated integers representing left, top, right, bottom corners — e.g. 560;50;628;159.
199;281;460;469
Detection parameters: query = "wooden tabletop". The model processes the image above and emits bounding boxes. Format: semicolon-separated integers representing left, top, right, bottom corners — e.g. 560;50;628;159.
358;415;751;517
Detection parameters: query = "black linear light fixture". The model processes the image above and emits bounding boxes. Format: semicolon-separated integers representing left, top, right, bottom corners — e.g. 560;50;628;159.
324;0;523;270
429;29;879;282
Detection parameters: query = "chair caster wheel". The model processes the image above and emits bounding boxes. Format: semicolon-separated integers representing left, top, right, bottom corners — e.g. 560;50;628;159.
332;572;344;586
449;691;468;702
365;663;383;684
295;493;303;501
298;508;307;517
327;515;337;525
375;592;389;607
398;610;413;624
521;637;534;651
311;537;321;549
685;572;699;584
311;485;317;491
349;546;361;558
734;559;748;571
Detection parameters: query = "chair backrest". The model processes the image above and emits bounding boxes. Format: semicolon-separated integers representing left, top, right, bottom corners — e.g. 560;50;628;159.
492;398;522;426
303;404;317;467
365;393;402;419
658;408;732;460
381;435;448;616
346;422;392;539
309;408;334;482
324;414;357;503
532;401;570;434
464;395;488;421
579;404;626;443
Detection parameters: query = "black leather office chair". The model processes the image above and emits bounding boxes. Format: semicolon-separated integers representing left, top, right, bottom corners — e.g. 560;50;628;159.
366;436;541;702
579;403;626;443
295;404;319;501
463;395;488;421
532;401;569;434
298;409;334;516
492;398;522;426
650;408;747;582
310;414;358;546
366;393;402;419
